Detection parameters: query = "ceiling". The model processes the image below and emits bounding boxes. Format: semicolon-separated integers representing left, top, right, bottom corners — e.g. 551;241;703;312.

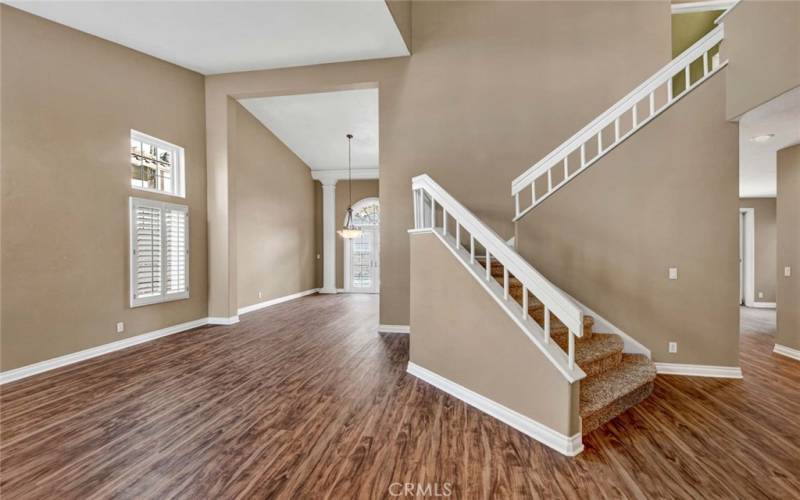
738;86;800;198
7;1;409;75
239;88;378;173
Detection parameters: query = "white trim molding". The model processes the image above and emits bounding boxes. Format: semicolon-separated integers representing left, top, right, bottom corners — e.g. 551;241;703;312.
207;316;240;325
311;168;379;183
740;208;756;307
750;302;776;309
407;362;583;456
379;324;410;334
0;318;209;385
671;0;735;15
655;362;743;379
237;289;318;315
773;344;800;362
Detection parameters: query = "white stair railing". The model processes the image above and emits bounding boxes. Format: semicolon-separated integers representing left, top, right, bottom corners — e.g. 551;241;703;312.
511;24;727;220
411;174;586;382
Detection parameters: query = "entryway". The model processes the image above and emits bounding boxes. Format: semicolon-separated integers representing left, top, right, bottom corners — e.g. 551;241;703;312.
344;197;380;293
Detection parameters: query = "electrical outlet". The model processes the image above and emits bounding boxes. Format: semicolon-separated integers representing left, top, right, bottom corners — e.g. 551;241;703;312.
258;291;263;299
317;254;321;260
785;266;792;277
669;267;678;280
758;291;764;299
669;342;678;353
116;322;124;334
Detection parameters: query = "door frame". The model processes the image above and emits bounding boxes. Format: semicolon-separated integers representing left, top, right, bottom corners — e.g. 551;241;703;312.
739;208;755;307
343;197;380;294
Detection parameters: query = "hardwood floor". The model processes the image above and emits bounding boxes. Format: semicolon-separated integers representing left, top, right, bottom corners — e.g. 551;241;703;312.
1;297;798;499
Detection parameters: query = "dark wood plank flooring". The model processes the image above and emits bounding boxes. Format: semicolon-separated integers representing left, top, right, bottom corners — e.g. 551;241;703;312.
1;296;798;499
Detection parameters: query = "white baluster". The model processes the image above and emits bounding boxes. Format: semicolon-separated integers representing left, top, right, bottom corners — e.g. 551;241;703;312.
614;117;620;142
522;287;528;320
685;65;691;91
649;91;655;116
443;209;448;237
564;156;569;179
547;168;553;192
703;51;709;76
470;235;475;264
543;307;550;344
580;144;586;167
531;183;536;206
597;131;603;155
667;78;673;103
455;222;460;249
503;267;509;300
413;189;419;229
485;250;491;281
515;193;520;218
568;331;575;370
632;104;638;128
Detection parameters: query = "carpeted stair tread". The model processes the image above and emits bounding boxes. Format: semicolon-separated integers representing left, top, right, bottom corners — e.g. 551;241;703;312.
580;354;655;418
552;332;624;376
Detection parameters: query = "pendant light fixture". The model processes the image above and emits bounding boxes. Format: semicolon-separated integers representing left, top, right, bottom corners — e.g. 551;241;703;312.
338;134;363;239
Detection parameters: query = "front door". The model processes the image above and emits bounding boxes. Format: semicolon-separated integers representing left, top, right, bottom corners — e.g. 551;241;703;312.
347;225;379;293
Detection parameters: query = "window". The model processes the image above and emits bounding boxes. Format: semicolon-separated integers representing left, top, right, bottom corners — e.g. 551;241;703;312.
130;197;189;307
130;130;185;197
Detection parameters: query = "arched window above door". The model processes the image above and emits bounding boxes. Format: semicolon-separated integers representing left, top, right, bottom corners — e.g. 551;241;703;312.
348;197;379;227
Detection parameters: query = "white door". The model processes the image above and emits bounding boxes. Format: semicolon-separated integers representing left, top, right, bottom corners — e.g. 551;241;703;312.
346;225;379;293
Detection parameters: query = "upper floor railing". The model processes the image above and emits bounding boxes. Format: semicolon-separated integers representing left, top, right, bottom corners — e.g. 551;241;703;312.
411;174;586;382
511;24;726;221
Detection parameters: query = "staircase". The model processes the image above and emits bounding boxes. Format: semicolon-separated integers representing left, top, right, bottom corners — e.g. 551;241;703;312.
482;259;656;434
409;16;730;452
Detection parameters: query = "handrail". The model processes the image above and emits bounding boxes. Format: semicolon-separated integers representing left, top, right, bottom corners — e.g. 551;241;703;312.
411;174;586;380
511;24;726;220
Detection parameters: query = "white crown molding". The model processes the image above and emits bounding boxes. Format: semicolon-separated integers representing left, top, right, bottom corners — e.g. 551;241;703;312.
655;362;743;378
671;0;735;15
0;318;209;385
378;324;410;334
407;362;583;456
207;316;240;325
312;168;379;183
773;344;800;362
237;289;318;315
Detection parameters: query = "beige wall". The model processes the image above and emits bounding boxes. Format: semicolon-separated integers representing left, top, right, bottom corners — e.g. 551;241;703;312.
722;0;800;119
739;198;777;303
410;232;580;436
385;0;411;53
1;6;208;371
517;70;740;366
776;145;800;351
205;1;672;326
234;103;316;309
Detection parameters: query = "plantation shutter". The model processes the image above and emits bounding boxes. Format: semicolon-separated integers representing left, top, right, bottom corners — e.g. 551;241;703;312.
130;198;189;307
165;207;188;295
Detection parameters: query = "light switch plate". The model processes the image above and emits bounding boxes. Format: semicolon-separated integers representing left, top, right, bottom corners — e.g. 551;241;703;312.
669;267;678;280
116;322;124;333
758;291;764;299
785;266;792;277
669;342;678;353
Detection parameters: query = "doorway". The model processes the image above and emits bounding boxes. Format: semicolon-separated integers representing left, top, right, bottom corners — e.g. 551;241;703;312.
344;197;380;294
739;208;755;306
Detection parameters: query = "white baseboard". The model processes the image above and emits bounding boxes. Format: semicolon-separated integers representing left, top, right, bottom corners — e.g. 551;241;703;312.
655;362;743;379
773;344;800;361
751;302;777;309
407;362;583;456
237;289;318;315
0;318;209;385
207;316;240;325
379;324;410;334
318;287;338;294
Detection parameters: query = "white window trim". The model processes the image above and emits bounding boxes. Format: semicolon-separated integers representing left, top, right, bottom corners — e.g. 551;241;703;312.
131;129;186;198
129;197;190;308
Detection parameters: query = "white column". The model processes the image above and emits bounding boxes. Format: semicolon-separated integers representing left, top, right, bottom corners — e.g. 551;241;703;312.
320;179;337;294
